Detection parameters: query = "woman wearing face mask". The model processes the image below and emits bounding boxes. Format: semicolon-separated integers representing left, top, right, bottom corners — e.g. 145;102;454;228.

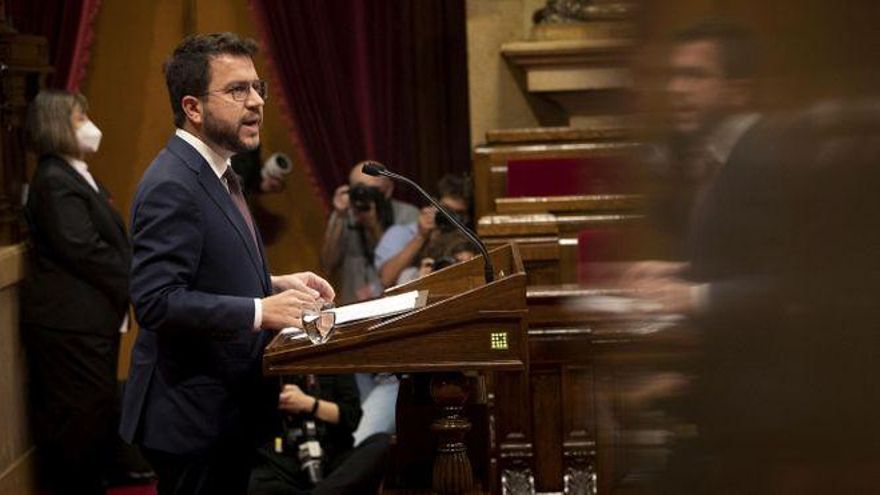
20;90;131;495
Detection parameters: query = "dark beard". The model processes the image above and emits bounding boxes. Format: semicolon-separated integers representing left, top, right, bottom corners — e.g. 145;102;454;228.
203;109;257;154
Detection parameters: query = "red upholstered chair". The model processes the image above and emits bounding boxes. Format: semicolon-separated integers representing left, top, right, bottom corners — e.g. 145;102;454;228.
578;228;614;283
506;156;634;197
577;227;644;284
504;155;645;284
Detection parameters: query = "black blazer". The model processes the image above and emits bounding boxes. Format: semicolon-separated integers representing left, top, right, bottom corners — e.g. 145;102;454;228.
685;117;794;313
21;154;131;336
120;134;278;454
681;113;879;445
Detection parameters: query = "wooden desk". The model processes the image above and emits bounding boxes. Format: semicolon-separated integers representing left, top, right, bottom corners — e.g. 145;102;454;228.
484;285;697;494
265;245;530;495
478;213;644;285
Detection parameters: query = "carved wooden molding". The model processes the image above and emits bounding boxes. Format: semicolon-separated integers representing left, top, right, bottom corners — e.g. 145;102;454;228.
495;194;643;214
475;140;640;157
501;38;634;70
531;22;637;42
486;126;630;145
477;212;641;237
500;34;635;126
501;466;535;495
501;38;634;101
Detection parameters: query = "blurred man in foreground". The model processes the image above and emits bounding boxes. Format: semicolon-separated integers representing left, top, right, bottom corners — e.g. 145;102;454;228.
618;21;880;493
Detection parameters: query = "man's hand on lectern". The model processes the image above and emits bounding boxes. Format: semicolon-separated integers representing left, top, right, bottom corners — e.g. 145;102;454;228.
272;272;336;302
262;272;336;330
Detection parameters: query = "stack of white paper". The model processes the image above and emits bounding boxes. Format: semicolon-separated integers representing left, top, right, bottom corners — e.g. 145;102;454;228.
280;290;423;335
329;290;422;325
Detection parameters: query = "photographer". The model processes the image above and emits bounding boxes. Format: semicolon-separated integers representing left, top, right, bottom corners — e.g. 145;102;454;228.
250;374;390;495
398;239;478;285
375;174;473;288
320;163;418;304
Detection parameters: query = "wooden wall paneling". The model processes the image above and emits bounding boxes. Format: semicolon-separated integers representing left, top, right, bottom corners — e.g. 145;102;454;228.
594;361;668;494
529;369;563;492
562;365;598;494
0;245;35;495
525;286;596;492
492;367;536;493
595;360;621;495
484;371;499;494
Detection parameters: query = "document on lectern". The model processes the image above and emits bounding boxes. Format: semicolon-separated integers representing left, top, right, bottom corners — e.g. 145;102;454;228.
280;290;428;343
330;289;428;325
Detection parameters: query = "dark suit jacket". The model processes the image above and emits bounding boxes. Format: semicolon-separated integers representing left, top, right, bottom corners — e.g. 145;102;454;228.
678;117;803;441
683;112;880;448
685;117;790;308
21;154;131;335
120;135;278;454
662;105;880;495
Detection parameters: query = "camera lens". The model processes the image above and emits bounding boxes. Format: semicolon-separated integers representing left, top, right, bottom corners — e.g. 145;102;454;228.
435;210;461;232
432;256;457;271
274;154;290;171
349;184;382;212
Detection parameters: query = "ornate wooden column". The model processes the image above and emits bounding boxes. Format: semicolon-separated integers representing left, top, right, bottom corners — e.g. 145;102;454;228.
0;31;51;245
430;372;476;494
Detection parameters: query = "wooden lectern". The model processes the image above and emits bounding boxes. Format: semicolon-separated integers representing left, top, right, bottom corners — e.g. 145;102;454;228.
264;244;530;494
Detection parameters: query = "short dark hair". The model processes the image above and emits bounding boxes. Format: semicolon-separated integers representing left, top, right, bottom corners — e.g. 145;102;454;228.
164;32;259;127
673;19;759;80
436;174;473;204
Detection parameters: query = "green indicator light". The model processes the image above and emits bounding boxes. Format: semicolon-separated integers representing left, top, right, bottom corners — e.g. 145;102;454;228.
490;332;508;350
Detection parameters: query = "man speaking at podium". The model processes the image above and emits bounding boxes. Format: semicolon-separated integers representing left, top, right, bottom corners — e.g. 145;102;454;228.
120;33;334;495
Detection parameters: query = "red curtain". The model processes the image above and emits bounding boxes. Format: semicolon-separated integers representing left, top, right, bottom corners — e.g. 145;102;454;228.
6;0;102;91
249;0;471;209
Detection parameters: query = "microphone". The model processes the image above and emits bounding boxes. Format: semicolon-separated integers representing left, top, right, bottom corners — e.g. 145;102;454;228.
361;161;495;283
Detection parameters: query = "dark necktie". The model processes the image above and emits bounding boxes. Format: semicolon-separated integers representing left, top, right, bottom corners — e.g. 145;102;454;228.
223;167;261;256
686;149;724;252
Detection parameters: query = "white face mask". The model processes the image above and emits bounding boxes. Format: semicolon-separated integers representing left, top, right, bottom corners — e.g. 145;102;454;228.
76;120;102;153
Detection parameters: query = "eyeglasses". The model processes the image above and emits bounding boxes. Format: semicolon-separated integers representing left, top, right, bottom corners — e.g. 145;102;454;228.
201;80;268;102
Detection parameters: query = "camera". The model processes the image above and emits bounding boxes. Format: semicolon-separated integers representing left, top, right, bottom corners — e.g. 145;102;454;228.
434;208;469;232
282;416;324;485
261;152;292;181
431;256;457;271
349;184;385;213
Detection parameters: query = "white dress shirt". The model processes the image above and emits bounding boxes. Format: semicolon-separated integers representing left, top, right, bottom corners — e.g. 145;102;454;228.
63;155;100;192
